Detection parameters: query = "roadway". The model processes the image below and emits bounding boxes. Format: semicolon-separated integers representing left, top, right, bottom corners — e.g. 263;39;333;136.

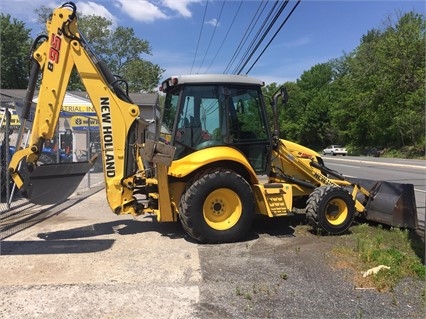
322;155;425;231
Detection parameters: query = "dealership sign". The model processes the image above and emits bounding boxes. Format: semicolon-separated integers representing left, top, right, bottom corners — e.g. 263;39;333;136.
71;116;99;131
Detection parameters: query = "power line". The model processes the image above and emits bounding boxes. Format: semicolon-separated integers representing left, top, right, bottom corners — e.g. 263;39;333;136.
223;0;267;74
205;1;243;74
196;1;226;74
191;0;301;76
236;0;290;75
190;0;209;74
246;0;301;74
232;0;280;74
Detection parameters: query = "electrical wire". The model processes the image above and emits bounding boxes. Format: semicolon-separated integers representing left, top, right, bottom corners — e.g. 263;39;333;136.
232;0;280;74
190;0;209;74
245;0;301;74
235;0;289;75
196;1;226;74
223;0;267;74
204;1;243;74
191;0;301;76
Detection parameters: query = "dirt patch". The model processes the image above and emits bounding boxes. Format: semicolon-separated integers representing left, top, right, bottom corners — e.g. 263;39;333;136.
195;219;425;319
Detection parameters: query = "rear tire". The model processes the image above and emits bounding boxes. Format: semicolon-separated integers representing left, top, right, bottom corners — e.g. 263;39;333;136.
306;185;355;234
179;168;255;244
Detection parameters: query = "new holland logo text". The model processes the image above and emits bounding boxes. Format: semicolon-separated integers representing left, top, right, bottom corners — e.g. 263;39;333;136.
100;97;116;177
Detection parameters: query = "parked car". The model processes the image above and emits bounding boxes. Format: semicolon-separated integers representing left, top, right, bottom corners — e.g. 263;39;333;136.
323;145;347;156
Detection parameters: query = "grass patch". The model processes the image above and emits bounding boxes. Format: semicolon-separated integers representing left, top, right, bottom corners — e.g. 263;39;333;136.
332;224;425;292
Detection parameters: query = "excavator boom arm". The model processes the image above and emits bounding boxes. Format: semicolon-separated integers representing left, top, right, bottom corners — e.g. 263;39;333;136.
8;2;175;218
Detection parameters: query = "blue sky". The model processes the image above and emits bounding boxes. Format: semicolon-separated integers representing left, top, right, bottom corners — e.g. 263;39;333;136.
1;0;424;85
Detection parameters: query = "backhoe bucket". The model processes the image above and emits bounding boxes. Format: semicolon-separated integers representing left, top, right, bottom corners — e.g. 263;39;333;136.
349;178;418;230
17;161;93;205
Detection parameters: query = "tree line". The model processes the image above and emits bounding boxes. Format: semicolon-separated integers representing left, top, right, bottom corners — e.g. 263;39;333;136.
1;9;424;156
0;8;163;93
262;12;425;157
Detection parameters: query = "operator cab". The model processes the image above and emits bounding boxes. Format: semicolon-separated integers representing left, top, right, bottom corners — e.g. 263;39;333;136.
160;74;271;174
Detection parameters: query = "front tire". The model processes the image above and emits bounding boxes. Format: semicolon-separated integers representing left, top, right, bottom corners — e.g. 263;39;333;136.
179;168;255;244
306;186;355;234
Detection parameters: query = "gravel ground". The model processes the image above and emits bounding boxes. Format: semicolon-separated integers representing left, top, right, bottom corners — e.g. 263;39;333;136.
195;231;425;319
0;189;424;319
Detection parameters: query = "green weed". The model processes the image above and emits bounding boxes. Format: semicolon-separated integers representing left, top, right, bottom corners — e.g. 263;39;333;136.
334;224;425;291
280;272;288;280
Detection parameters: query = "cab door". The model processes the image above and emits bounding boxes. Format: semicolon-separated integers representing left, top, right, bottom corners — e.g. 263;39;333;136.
226;86;271;174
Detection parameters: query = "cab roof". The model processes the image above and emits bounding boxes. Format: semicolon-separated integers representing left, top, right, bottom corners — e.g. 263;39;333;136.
163;74;265;87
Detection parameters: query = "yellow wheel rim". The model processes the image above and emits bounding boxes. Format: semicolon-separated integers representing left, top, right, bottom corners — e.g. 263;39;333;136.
325;198;348;226
203;188;242;231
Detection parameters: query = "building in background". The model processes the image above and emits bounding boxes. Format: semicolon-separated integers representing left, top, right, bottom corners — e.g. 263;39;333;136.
0;89;160;162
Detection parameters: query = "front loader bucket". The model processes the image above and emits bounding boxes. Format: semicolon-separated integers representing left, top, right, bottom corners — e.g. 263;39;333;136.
17;160;93;205
349;178;418;230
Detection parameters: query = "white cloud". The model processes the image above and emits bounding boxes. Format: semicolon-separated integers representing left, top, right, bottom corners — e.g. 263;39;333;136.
1;1;118;27
114;0;202;22
76;1;118;25
161;0;202;18
1;0;60;23
205;18;219;27
114;0;167;23
2;0;202;26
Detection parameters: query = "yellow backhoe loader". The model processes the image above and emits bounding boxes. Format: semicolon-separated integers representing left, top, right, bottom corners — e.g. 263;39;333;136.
8;2;417;243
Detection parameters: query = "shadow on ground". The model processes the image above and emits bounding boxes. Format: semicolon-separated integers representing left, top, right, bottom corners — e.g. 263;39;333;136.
0;239;115;255
33;213;309;245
